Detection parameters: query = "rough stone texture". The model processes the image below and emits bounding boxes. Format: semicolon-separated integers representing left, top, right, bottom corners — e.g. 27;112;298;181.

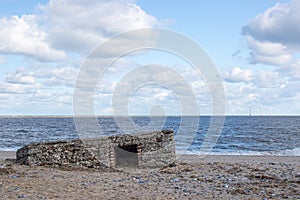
16;140;108;170
16;130;175;169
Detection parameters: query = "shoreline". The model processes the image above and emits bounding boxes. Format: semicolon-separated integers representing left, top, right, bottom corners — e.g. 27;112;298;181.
0;151;15;160
177;154;300;165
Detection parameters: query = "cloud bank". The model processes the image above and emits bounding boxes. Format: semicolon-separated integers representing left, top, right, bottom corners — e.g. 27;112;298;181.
225;0;300;115
0;0;161;114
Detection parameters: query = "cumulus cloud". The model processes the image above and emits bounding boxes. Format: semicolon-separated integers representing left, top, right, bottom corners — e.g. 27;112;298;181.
7;66;78;88
0;65;79;112
224;81;282;115
242;0;300;71
0;81;40;94
35;67;78;87
0;15;66;61
223;66;300;115
239;0;300;115
225;67;287;89
0;65;78;114
242;0;300;46
0;0;159;61
255;70;282;88
42;0;158;53
0;0;163;114
245;36;293;66
224;67;253;83
6;73;36;85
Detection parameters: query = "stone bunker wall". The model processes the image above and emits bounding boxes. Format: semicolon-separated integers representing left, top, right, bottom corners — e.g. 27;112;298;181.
16;130;176;169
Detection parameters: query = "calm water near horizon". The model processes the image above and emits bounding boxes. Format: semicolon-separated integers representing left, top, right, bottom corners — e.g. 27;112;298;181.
0;116;299;156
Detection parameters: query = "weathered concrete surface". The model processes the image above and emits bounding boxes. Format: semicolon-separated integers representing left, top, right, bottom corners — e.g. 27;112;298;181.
16;130;176;169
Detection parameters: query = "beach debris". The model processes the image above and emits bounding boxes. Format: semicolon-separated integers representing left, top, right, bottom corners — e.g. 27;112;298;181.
0;165;15;175
17;194;26;198
137;179;146;183
0;159;299;199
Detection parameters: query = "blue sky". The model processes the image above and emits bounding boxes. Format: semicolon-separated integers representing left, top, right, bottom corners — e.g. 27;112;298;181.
0;0;299;115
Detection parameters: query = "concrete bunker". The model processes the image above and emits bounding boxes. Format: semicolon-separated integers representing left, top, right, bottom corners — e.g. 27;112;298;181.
16;130;176;169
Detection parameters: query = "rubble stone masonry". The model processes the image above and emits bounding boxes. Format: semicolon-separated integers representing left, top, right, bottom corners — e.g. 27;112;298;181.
16;130;176;169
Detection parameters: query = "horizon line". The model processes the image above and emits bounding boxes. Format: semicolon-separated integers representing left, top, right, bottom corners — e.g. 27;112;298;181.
0;114;300;118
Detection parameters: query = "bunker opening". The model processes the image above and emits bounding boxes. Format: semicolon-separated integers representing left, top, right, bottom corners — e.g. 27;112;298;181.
114;144;138;167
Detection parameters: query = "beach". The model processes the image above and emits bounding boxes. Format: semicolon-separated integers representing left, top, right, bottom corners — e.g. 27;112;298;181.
0;151;299;199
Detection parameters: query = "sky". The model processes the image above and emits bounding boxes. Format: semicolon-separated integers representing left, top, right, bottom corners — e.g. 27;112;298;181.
0;0;299;116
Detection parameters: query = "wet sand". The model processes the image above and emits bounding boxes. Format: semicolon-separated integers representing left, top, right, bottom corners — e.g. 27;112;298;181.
0;151;15;160
0;152;299;199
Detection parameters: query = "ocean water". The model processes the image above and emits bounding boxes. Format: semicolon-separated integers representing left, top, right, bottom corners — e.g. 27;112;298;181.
0;116;299;156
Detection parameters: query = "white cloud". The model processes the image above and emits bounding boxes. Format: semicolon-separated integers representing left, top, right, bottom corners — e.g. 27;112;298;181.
224;67;253;83
246;36;293;66
225;67;286;88
36;67;78;87
0;0;163;115
242;0;300;47
0;65;78;114
41;0;158;54
223;66;300;115
0;81;40;94
255;70;282;88
239;0;300;114
242;0;300;72
0;15;66;61
246;36;289;56
5;73;36;85
0;0;159;61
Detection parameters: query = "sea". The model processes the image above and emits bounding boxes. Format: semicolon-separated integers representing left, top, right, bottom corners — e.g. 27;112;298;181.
0;116;299;156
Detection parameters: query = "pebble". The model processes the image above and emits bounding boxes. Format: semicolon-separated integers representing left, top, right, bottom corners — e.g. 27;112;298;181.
170;178;179;182
9;187;20;192
138;179;145;184
11;174;19;179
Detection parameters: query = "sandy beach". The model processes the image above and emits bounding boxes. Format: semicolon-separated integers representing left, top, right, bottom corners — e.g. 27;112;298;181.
0;151;299;199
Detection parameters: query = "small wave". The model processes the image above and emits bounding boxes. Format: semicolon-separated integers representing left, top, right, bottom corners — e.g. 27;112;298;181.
276;148;300;156
0;147;19;152
17;129;28;133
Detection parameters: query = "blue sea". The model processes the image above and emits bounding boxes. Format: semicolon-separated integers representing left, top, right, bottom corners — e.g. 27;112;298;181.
0;116;299;156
